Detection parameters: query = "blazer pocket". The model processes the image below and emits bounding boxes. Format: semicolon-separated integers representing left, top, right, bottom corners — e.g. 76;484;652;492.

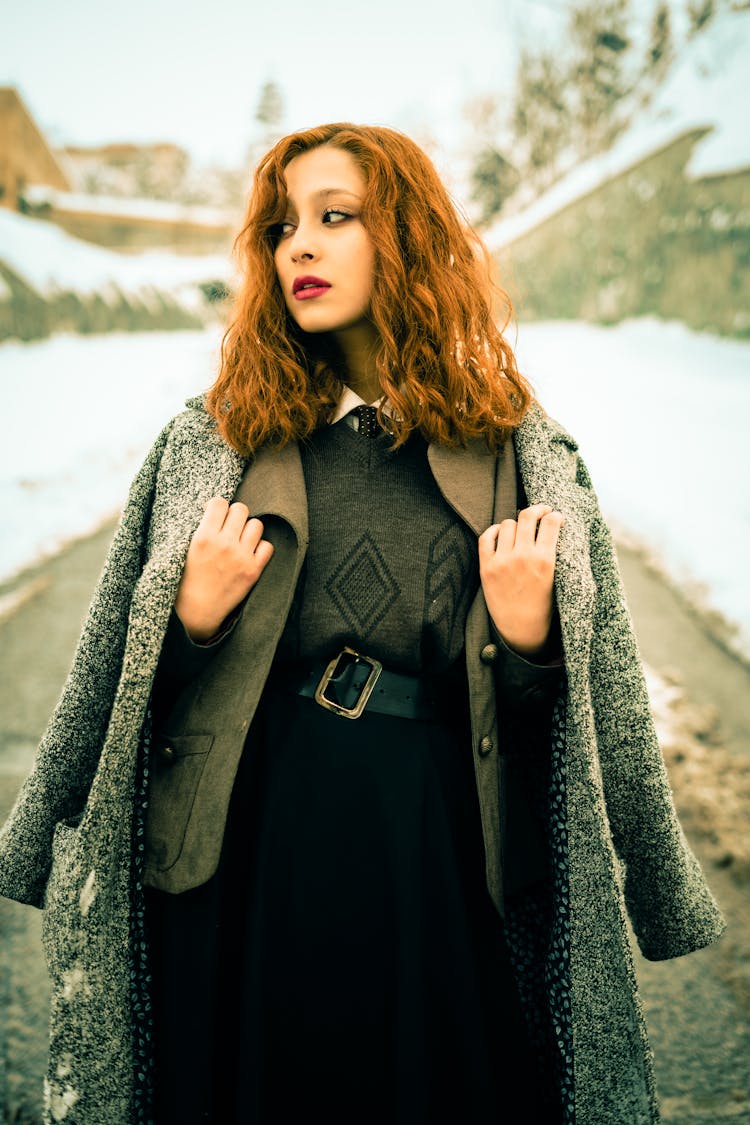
145;733;214;873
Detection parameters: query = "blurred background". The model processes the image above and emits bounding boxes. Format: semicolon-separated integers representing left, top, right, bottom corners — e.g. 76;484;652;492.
1;0;748;655
1;0;749;1120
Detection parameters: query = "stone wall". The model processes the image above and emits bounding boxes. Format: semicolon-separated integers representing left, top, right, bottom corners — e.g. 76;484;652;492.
494;130;750;338
0;262;218;342
35;206;235;255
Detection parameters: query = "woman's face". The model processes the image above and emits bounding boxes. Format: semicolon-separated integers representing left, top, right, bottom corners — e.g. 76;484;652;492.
273;145;376;338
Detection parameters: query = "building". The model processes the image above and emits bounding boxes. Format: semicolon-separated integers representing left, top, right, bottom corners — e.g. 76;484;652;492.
0;87;236;254
0;87;72;208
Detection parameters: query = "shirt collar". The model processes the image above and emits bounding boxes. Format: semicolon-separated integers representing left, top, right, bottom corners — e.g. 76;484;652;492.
331;385;390;425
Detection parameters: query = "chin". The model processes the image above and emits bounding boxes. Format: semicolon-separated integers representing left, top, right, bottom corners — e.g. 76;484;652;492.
294;316;356;335
293;319;337;336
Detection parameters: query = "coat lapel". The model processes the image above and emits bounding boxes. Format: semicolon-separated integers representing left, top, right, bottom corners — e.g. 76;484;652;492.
144;405;308;586
514;402;597;660
145;405;248;572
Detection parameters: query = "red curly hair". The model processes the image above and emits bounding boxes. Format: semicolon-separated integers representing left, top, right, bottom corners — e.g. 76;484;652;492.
206;122;533;455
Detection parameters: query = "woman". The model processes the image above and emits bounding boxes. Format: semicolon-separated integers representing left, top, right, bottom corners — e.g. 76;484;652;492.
0;123;725;1125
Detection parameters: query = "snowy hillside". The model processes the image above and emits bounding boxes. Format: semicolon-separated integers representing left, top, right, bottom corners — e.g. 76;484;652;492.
486;4;750;250
0;209;233;330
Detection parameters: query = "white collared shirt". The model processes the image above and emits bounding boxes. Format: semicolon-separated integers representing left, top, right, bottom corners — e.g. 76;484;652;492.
332;385;391;431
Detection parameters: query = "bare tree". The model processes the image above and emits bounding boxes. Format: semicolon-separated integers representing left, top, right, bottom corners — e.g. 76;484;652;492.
567;0;632;154
513;48;571;186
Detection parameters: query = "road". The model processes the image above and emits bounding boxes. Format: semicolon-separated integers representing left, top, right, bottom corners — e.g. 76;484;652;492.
0;526;748;1123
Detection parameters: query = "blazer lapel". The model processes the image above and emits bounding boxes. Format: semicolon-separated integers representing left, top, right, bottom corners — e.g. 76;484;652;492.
232;440;309;548
429;438;494;534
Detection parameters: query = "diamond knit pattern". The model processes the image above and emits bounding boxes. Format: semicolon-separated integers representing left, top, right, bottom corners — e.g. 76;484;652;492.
285;425;479;673
325;532;401;636
425;522;478;653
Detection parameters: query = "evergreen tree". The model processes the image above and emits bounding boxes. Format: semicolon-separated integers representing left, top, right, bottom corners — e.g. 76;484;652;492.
469;147;521;224
248;81;286;169
255;81;285;133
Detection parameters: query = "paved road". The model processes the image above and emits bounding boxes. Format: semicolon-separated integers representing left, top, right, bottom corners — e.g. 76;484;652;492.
0;526;748;1122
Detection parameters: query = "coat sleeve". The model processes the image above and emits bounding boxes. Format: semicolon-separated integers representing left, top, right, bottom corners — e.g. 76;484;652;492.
577;454;726;961
0;420;175;908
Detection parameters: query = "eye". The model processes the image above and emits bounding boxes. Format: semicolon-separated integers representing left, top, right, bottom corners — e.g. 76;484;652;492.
268;221;293;243
323;208;353;225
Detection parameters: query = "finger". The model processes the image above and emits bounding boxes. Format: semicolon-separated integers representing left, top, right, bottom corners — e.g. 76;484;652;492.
495;518;517;552
515;504;553;546
239;517;265;551
479;520;517;565
478;524;500;563
253;538;275;570
535;510;564;553
200;496;230;534
221;501;251;537
479;520;513;554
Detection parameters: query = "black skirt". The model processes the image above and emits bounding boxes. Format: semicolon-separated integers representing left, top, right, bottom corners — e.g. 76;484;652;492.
145;668;557;1124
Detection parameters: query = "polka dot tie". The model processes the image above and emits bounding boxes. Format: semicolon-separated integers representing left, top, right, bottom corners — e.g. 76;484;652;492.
350;405;381;438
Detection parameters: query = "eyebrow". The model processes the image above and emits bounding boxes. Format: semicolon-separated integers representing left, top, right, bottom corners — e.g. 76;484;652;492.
284;187;362;206
314;188;360;198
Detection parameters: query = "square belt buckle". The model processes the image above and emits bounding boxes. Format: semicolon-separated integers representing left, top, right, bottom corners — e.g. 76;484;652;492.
314;646;383;720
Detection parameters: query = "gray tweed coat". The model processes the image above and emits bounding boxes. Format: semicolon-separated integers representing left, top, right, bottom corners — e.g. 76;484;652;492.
0;398;725;1124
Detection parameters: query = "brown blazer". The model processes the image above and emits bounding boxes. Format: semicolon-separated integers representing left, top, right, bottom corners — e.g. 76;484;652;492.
143;434;552;913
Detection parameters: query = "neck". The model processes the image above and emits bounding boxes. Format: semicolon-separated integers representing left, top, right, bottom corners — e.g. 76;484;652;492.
331;322;382;402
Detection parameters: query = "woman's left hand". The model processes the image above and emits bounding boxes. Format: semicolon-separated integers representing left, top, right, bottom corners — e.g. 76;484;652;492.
479;504;564;659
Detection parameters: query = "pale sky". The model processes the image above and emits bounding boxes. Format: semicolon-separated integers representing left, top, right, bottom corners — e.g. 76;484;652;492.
0;0;567;168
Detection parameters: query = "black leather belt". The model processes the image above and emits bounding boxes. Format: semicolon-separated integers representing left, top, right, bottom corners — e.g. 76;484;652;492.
294;646;443;721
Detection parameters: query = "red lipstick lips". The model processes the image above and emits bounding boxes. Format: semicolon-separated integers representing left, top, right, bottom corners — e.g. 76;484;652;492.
293;275;331;299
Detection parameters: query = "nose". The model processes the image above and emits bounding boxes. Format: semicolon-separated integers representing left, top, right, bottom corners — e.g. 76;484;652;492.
288;221;318;264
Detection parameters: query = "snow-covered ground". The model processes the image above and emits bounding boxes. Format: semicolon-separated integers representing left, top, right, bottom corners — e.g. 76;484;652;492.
1;319;748;655
0;209;233;312
515;318;750;656
0;330;221;579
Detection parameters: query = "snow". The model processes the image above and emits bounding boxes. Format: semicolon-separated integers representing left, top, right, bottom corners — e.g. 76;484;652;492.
0;330;221;579
23;185;236;227
514;317;750;657
486;6;750;251
1;319;749;657
0;208;233;301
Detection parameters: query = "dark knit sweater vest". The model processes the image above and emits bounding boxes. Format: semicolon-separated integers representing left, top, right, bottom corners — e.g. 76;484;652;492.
278;423;479;674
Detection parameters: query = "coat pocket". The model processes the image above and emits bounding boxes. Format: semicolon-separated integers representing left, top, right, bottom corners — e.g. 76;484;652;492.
144;733;213;873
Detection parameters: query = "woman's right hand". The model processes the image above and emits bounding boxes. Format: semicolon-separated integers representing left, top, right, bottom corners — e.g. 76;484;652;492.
174;497;274;643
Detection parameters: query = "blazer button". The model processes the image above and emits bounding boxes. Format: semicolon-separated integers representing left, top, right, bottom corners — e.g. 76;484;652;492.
479;735;494;756
159;744;177;765
480;643;498;665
